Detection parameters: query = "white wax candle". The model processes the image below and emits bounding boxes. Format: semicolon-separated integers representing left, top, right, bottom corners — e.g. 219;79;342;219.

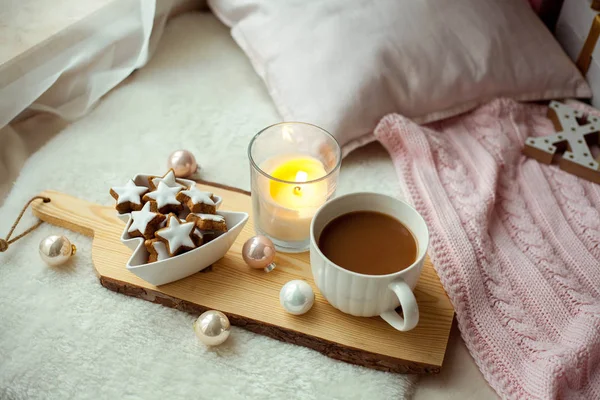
257;154;328;242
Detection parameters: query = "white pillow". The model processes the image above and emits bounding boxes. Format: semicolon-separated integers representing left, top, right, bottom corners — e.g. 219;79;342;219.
209;0;591;152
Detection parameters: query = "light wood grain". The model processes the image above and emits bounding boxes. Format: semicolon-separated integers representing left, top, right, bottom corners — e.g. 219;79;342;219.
32;187;454;374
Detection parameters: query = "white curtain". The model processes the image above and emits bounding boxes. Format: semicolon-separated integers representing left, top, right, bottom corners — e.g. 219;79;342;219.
0;0;188;202
0;0;175;128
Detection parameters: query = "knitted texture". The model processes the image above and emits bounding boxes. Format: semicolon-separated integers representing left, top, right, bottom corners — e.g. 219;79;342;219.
375;98;600;399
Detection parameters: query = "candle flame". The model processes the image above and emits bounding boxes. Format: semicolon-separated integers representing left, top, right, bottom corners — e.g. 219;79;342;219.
293;171;307;196
295;171;308;182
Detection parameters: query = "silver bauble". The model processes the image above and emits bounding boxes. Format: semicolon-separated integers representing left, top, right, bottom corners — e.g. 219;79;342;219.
39;235;76;266
193;310;231;346
279;280;315;315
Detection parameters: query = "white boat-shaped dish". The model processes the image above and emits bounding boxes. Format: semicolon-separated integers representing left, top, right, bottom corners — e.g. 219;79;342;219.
116;173;248;286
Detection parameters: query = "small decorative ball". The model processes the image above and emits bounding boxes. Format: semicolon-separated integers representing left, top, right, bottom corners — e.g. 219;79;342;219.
39;235;76;266
242;235;276;272
167;150;198;178
279;280;315;315
193;310;231;346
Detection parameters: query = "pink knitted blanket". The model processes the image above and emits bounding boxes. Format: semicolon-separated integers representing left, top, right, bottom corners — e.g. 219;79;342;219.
374;98;600;399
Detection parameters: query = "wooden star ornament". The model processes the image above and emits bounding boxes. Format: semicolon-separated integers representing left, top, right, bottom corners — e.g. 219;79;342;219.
523;101;600;184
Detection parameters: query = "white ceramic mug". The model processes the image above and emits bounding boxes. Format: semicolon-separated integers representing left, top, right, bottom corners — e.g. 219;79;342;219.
310;192;429;331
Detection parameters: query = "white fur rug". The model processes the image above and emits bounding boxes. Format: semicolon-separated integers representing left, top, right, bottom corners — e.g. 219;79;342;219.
0;13;416;399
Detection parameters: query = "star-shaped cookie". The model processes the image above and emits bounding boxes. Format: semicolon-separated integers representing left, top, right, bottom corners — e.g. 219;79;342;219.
110;179;148;214
127;202;166;239
148;169;188;190
145;239;171;263
192;228;204;246
186;212;228;232
176;186;216;214
155;214;197;256
143;182;183;214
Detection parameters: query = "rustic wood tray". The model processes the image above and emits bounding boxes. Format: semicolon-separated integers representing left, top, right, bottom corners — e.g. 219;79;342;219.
32;183;454;374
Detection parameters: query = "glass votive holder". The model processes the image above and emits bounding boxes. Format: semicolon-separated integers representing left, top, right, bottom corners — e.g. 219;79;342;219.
248;122;342;253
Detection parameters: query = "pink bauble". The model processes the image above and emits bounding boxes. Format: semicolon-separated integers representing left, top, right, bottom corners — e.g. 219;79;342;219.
167;150;198;178
242;235;276;272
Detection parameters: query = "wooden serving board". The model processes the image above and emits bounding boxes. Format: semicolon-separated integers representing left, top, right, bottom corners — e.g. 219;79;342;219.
32;183;454;374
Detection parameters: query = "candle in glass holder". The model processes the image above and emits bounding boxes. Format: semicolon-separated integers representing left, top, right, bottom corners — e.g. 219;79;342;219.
249;123;341;253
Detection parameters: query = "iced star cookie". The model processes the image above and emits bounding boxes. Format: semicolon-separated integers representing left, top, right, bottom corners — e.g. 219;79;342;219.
155;214;197;256
186;213;227;232
192;228;204;247
127;202;166;240
145;239;171;263
110;179;148;214
148;169;188;191
143;181;183;214
176;186;216;214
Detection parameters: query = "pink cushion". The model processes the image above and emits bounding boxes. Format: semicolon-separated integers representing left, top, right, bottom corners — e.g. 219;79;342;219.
209;0;590;152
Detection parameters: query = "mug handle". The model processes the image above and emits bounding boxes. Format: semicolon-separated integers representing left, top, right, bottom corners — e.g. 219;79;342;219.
380;279;419;332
